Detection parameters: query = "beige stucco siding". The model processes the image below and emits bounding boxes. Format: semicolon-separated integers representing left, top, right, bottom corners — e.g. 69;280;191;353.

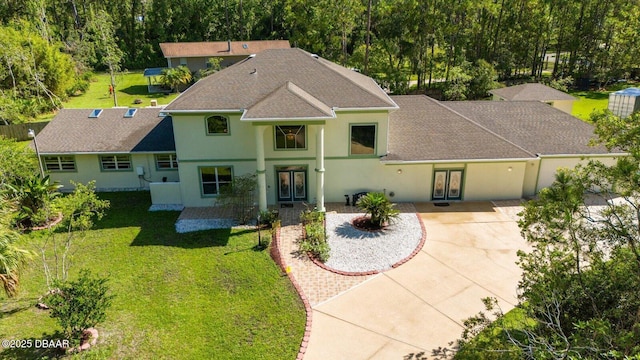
46;153;179;191
536;156;619;192
522;159;541;197
463;162;526;200
551;100;574;114
177;160;257;207
173;113;257;161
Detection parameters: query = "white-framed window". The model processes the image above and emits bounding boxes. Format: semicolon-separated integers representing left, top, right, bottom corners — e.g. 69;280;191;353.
206;115;229;134
275;125;306;150
350;124;377;155
156;154;178;170
200;166;233;196
44;156;76;172
100;155;132;171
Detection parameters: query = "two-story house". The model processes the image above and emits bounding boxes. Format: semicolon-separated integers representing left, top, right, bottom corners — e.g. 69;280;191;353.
34;48;621;212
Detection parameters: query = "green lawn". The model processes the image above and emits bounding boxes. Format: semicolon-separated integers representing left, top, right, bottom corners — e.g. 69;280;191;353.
64;72;179;110
569;82;638;121
0;192;305;359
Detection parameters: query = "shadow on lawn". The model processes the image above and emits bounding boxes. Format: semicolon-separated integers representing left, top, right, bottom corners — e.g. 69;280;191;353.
0;331;68;359
93;191;259;249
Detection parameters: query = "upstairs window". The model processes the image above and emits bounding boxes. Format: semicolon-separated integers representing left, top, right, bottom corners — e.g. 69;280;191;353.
44;156;76;172
206;115;229;135
275;125;306;150
156;154;178;170
350;124;377;155
100;155;132;171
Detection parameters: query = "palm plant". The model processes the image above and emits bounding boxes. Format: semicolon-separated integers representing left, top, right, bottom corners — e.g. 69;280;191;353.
160;66;193;93
356;192;399;228
0;197;30;297
4;174;62;228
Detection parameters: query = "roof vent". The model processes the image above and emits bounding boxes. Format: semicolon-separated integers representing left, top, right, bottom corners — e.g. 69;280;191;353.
311;54;319;59
124;108;137;118
89;109;103;118
248;54;256;58
242;43;248;49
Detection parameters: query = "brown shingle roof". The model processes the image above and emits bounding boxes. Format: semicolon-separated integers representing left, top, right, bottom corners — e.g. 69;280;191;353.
386;96;533;161
36;109;174;154
489;83;576;101
165;48;397;114
159;40;291;58
446;101;610;155
241;82;335;120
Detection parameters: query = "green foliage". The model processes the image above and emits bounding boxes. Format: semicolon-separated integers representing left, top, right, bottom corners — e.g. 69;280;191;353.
258;209;280;228
55;181;110;233
0;23;79;123
0;196;31;298
300;209;329;262
216;173;257;225
43;269;114;344
0;137;38;186
356;192;399;228
160;66;193;93
4;174;62;228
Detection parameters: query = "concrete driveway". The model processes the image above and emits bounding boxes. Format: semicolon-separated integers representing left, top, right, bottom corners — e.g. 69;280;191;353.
304;201;529;359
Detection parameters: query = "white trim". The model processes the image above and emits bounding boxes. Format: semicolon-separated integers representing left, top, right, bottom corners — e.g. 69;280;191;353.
332;106;399;112
40;151;176;155
537;153;627;158
163;109;242;114
381;158;533;165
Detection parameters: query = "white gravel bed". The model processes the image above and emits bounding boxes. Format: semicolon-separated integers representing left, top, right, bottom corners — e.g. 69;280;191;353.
148;204;185;212
324;213;422;273
175;219;237;233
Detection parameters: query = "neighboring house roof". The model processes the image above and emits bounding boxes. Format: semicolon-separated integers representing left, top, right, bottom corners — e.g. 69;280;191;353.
447;101;611;156
36;108;175;154
165;48;397;115
386;96;534;161
159;40;291;58
489;83;576;101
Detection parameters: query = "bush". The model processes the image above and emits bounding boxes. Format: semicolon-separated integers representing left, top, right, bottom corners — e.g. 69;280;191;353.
258;209;279;227
299;210;329;262
43;269;114;345
356;192;399;228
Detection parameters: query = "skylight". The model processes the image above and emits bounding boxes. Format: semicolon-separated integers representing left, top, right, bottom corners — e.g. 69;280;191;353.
124;108;137;118
89;109;103;118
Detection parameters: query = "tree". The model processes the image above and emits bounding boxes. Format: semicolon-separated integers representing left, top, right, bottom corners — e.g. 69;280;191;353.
160;66;192;93
5;174;62;228
38;181;109;288
43;269;114;345
0;136;38;187
216;173;257;225
87;9;124;107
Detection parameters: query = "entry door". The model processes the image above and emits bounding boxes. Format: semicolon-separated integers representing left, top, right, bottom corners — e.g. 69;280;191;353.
277;170;307;202
432;170;463;201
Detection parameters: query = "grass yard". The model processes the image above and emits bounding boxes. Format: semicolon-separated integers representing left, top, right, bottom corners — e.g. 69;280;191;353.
64;72;179;110
569;82;638;121
0;192;305;359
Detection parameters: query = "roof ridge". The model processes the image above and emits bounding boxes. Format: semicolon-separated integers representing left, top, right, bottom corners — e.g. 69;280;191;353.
283;81;334;116
313;55;397;109
434;98;536;157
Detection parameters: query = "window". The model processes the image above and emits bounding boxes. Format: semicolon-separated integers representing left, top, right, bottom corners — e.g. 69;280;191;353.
44;156;76;172
350;124;376;155
200;166;232;196
100;155;132;171
206;115;229;134
156;154;178;170
275;125;306;150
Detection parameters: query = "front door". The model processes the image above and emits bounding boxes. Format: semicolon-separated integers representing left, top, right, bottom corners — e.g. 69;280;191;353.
277;168;307;202
432;169;463;201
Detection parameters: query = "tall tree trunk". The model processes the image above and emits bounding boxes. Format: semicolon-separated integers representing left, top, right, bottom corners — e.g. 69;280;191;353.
364;0;372;75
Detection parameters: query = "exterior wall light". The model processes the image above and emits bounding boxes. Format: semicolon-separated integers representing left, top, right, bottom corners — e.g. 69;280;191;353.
28;129;45;178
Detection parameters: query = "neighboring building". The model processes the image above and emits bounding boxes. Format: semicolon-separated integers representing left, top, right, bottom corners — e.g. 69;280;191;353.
490;83;577;114
37;49;621;211
608;87;640;118
159;40;291;72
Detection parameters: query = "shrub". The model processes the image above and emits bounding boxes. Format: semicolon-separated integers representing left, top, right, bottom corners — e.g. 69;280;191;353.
356;192;399;228
43;269;114;345
258;209;279;227
299;209;329;262
4;174;62;228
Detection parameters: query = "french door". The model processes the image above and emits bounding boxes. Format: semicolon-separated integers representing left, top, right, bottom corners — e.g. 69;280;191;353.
432;169;463;201
277;168;307;202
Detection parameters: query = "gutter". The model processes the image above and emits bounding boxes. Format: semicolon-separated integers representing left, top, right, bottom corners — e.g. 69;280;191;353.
380;157;534;165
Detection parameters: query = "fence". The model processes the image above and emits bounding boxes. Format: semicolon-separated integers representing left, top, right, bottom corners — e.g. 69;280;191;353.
0;122;49;141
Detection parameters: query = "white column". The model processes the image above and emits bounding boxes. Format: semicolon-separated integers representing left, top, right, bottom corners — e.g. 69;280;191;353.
254;125;268;212
315;124;325;212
